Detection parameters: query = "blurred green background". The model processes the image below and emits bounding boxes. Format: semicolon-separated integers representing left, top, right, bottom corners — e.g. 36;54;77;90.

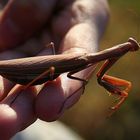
61;1;140;140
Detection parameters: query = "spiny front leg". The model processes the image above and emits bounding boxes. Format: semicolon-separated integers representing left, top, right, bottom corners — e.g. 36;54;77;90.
100;74;131;110
97;58;132;114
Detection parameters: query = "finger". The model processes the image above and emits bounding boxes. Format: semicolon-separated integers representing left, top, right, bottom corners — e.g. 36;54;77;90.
35;77;84;122
35;78;65;122
0;76;15;101
35;66;95;122
0;85;37;139
58;73;86;110
0;0;57;51
57;66;96;110
16;30;54;57
51;0;109;46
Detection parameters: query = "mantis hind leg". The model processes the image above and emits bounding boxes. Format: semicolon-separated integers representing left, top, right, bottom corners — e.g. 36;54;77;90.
97;57;132;115
58;64;94;113
46;42;56;55
9;66;56;105
67;64;95;85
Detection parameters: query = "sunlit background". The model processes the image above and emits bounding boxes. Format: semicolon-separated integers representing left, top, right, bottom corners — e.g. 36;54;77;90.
60;1;140;140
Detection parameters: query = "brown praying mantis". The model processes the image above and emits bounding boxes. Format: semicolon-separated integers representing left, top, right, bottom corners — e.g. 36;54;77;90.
0;37;139;113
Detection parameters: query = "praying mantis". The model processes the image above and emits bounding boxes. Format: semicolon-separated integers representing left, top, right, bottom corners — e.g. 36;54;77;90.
0;37;139;113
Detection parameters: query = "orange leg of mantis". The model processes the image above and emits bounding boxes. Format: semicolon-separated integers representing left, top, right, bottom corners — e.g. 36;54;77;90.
23;67;55;89
97;57;132;114
9;66;55;105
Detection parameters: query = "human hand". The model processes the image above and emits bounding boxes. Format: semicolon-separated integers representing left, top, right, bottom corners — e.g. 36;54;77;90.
0;0;109;139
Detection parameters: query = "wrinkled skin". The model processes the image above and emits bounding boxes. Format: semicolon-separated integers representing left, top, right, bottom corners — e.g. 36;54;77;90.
0;0;109;139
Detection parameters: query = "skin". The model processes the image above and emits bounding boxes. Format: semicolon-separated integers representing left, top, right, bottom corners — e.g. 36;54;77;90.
0;0;109;139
